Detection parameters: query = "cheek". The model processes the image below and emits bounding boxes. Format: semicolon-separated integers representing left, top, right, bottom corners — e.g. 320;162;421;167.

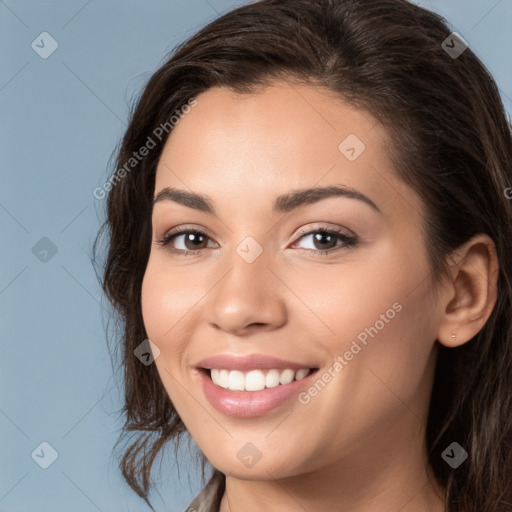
141;267;169;340
140;262;198;410
140;262;192;378
299;289;436;459
141;256;199;341
281;257;404;348
298;240;437;408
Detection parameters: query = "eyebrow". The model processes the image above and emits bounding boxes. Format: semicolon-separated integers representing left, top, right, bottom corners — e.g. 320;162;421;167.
153;184;381;215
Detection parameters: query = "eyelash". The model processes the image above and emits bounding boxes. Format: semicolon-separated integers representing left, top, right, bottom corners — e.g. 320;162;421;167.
155;226;358;258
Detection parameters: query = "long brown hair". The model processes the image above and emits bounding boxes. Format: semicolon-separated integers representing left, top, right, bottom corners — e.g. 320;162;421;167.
93;0;512;510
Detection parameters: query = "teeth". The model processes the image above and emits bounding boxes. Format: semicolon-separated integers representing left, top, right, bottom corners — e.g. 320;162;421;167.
295;368;309;380
246;369;266;391
279;369;295;385
228;370;245;391
209;368;312;391
265;369;280;388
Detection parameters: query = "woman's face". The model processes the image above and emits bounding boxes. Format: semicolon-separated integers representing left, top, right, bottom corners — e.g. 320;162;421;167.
141;81;442;480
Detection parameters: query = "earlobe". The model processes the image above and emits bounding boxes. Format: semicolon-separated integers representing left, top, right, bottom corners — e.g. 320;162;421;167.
436;234;499;348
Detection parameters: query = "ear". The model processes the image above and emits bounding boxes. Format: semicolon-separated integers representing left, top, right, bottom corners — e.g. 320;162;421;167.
436;233;499;348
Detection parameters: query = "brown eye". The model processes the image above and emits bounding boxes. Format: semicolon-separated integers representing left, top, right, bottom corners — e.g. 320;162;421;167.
310;232;338;251
292;227;357;256
180;231;209;250
156;229;215;254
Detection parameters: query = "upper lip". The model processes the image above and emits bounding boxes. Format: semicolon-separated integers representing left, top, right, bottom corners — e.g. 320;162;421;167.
196;354;317;371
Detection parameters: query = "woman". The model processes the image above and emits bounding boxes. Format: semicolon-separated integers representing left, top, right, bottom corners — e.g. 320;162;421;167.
94;0;512;510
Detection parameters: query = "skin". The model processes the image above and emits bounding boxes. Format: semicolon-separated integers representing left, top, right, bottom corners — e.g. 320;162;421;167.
140;80;498;512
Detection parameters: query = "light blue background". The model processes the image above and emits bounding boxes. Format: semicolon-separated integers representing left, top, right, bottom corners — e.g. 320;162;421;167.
1;1;511;511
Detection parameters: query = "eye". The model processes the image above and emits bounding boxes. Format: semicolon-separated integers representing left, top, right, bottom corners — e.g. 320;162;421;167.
291;227;358;256
156;226;358;257
156;228;217;256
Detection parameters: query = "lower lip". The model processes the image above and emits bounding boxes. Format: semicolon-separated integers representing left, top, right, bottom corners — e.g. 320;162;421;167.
198;369;318;418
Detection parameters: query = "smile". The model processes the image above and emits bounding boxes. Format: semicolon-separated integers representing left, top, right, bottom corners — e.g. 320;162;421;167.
208;368;312;391
197;366;319;417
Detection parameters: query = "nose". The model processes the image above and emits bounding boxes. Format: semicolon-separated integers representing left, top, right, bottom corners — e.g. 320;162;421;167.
204;249;287;336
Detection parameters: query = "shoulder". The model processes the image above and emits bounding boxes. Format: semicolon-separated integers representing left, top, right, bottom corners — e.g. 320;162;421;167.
184;470;225;512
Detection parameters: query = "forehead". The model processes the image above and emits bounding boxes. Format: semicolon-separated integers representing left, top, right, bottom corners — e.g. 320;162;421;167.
154;81;418;218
